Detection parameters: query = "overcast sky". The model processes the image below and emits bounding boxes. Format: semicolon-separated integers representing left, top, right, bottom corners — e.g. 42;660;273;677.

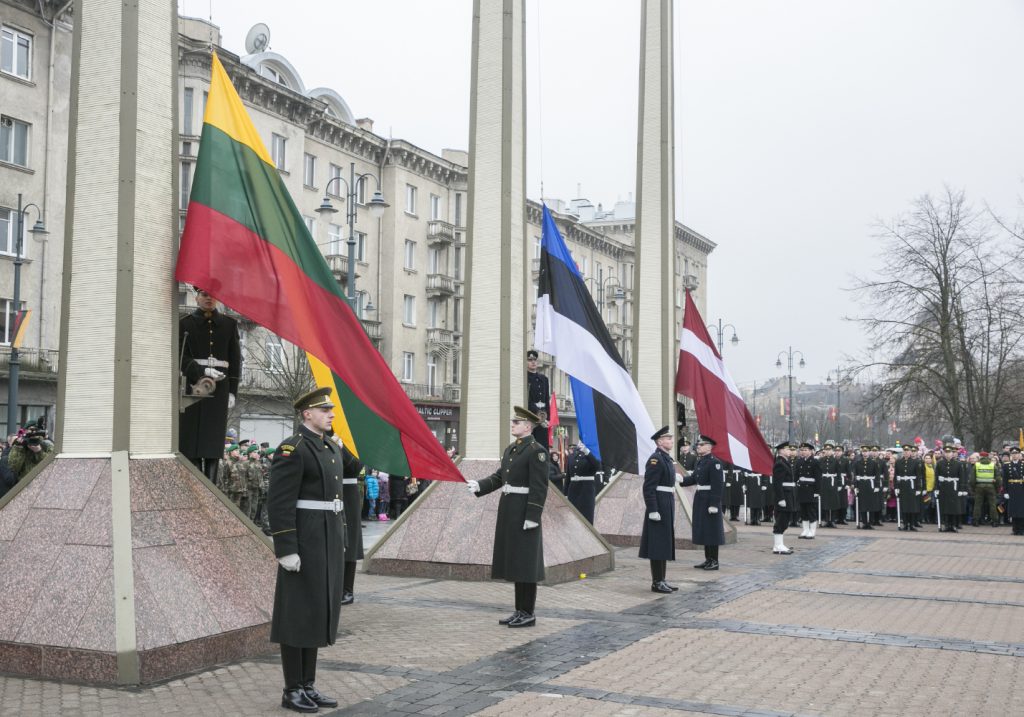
185;0;1024;386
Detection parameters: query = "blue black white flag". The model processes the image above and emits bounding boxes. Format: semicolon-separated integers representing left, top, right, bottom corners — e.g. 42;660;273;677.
534;205;656;474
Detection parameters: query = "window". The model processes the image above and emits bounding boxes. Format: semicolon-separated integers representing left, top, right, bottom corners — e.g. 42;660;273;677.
356;291;370;320
179;161;192;210
0;116;29;167
454;193;463;226
534;236;541;259
355;176;367;204
428;247;440;274
271;133;286;171
182;87;194;136
451;353;460;384
328;223;343;255
303;216;316;239
428;300;439;328
453;246;462;281
303;153;316;187
580;256;588;278
328;163;343;198
405;184;417;215
427;362;437;395
181;140;193;157
404;239;416;270
402;352;414;382
453;298;462;333
0;208;21;255
266;340;285;372
355;231;366;262
1;27;31;80
430;194;441;221
403;295;416;325
1;298;25;344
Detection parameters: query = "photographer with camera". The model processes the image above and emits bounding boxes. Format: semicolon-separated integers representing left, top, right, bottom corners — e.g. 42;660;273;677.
8;420;53;483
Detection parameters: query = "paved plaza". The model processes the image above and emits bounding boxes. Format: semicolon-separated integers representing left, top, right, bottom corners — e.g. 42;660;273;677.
2;521;1022;716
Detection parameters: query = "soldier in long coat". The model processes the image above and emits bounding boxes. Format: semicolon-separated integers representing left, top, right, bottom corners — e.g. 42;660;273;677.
853;446;879;530
817;442;843;528
935;444;965;532
564;441;601;524
771;442;797;554
742;470;766;525
328;432;364;606
723;464;744;522
179;287;241;483
639;426;679;593
836;447;852;524
1003;448;1024;535
680;435;725;570
795;442;822;539
267;387;346;713
526;350;550;448
894;444;924;530
468;406;549;628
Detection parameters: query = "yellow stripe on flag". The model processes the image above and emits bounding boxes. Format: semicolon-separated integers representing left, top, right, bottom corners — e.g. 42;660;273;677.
11;309;30;349
307;352;359;457
1019;428;1023;450
203;53;275;167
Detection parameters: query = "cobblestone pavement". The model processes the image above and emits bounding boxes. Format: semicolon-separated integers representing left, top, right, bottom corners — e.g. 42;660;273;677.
3;523;1024;716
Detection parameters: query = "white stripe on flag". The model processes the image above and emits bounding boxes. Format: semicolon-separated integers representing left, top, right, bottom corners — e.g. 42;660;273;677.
680;328;743;400
727;433;751;472
536;294;655;470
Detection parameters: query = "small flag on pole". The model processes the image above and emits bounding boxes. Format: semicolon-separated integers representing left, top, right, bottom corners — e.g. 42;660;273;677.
10;309;30;349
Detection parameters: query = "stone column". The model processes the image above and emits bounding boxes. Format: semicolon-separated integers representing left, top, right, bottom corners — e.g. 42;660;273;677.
459;0;528;460
631;0;677;430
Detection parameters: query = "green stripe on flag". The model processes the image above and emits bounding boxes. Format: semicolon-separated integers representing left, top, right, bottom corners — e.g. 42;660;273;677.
334;376;411;476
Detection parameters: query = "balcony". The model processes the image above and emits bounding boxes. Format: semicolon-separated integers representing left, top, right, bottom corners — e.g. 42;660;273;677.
400;382;461;403
606;322;631;339
556;393;573;413
325;253;361;284
426;273;456;297
427;220;455;247
361;319;383;345
0;347;59;378
426;328;458;357
531;257;541;280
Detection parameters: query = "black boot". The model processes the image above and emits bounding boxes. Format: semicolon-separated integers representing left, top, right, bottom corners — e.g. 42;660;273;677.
281;689;318;713
303;683;338;708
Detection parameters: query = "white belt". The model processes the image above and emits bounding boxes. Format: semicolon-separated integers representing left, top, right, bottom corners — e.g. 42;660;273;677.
656;486;675;493
822;473;837;478
782;482;796;487
570;476;595;482
695;485;710;491
342;478;358;485
798;478;816;483
296;499;343;513
896;476;915;482
938;477;957;483
195;357;230;368
502;485;529;494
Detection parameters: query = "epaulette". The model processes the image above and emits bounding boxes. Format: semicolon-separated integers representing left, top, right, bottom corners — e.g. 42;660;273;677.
649;458;658;465
278;435;303;458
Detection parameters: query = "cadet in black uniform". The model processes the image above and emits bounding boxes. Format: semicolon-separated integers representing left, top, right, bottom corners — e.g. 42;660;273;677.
1003;447;1024;535
818;442;842;528
771;442;797;554
742;469;766;525
935;444;965;532
853;445;878;530
179;287;241;483
678;437;697;475
468;406;550;628
681;435;725;570
836;446;852;524
795;442;822;539
267;387;345;714
639;426;680;593
526;350;550;449
564;441;601;524
894;443;924;530
723;463;744;522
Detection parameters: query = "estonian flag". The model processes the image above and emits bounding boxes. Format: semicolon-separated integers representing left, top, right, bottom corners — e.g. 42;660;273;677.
534;205;656;474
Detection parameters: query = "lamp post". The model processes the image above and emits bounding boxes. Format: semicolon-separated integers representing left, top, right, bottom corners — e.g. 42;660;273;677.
706;318;739;355
775;346;805;443
315;163;388;310
7;194;48;436
583;275;626;318
826;366;847;443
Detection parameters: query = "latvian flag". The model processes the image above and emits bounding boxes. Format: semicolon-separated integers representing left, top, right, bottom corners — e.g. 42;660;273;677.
534;205;655;474
675;290;773;474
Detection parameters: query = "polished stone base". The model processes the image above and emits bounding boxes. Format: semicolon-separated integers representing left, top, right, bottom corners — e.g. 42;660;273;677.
594;472;737;549
364;460;615;585
0;456;277;685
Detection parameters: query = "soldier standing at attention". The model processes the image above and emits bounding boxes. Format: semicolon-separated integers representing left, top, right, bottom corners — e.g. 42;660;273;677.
467;406;550;628
818;442;842;528
677;437;697;475
1003;448;1024;535
681;435;725;570
564;440;601;524
267;387;346;713
525;350;550;449
771;442;797;554
639;426;680;593
795;442;822;539
935;443;965;533
894;443;924;531
853;445;878;530
179;287;241;483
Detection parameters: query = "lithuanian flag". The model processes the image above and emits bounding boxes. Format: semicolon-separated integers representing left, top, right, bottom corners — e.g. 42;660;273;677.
175;53;461;482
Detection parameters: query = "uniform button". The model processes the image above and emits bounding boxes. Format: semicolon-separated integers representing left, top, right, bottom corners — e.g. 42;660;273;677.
332;459;336;464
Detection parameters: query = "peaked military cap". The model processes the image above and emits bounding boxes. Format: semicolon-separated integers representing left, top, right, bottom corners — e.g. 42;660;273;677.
1011;447;1021;454
823;442;836;449
903;444;915;451
799;442;815;450
775;441;791;451
526;349;539;359
513;405;541;423
697;434;716;446
943;443;957;450
651;426;670;441
294;386;335;411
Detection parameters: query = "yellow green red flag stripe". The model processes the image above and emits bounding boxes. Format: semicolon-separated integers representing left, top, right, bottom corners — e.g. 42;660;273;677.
175;53;460;482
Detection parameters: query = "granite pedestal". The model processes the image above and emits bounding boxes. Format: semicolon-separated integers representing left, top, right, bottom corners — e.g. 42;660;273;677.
364;460;614;585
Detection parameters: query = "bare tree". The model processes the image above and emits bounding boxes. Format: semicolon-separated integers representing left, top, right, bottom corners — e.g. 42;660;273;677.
235;331;315;425
850;187;1024;448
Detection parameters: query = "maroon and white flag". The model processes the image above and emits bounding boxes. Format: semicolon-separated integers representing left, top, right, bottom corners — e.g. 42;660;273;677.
675;290;774;474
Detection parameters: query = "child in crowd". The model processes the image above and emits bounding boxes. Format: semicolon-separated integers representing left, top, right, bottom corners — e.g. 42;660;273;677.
364;470;379;520
377;471;390;521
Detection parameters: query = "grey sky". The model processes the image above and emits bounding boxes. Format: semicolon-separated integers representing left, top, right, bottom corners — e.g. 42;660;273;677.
186;0;1024;386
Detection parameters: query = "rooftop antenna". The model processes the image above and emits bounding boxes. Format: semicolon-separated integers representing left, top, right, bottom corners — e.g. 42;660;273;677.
244;23;271;54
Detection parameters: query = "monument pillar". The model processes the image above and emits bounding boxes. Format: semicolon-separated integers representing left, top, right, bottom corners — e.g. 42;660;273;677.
0;0;276;685
632;0;677;430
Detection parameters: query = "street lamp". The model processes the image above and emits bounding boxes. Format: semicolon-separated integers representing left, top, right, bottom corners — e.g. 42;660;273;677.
775;346;806;443
826;366;848;443
706;318;739;355
7;193;48;436
583;275;627;317
315;163;388;309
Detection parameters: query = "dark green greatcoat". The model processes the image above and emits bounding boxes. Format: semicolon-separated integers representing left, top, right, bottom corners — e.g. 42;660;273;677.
268;425;347;648
339;442;365;562
475;435;549;583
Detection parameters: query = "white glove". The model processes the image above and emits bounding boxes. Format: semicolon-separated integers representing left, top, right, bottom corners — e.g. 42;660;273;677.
778;500;787;508
578;443;589;455
676;475;685;485
278;554;301;572
960;491;968;497
934;490;940;497
708;506;719;514
761;486;767;490
228;393;236;410
467;479;480;494
648;511;662;521
204;367;225;380
1005;494;1010;500
894;488;900;496
916;491;921;496
535;402;546;409
523;520;539;530
874;488;880;493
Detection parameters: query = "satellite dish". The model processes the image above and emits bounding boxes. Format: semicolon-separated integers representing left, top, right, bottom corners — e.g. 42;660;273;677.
244;23;270;54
